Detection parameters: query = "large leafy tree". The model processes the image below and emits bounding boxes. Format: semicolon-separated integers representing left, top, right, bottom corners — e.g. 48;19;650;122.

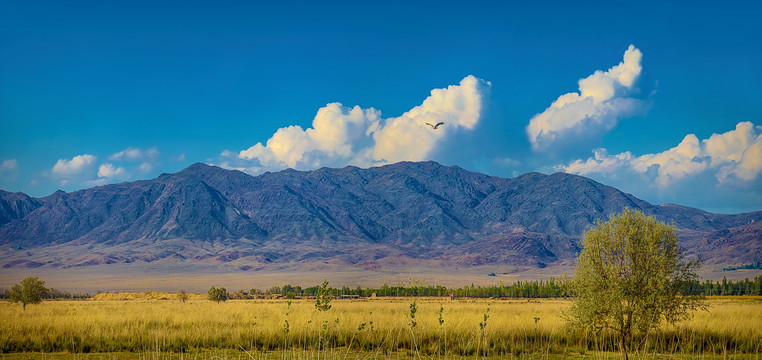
568;209;703;360
9;277;48;310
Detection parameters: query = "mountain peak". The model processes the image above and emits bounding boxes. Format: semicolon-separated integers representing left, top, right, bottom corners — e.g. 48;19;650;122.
174;163;246;179
180;162;216;173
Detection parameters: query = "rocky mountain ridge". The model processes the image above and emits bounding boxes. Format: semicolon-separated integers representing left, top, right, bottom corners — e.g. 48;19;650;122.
1;161;759;269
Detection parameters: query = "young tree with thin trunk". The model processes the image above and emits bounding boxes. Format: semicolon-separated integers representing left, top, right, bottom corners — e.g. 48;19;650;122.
315;280;331;360
9;277;48;311
567;209;703;360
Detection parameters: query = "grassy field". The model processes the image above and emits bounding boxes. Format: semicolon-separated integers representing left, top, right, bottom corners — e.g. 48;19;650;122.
2;296;761;359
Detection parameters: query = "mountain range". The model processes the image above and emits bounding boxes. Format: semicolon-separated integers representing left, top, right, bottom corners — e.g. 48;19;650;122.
1;161;760;271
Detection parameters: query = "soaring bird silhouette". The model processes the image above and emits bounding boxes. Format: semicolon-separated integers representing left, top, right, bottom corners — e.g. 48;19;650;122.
426;122;444;129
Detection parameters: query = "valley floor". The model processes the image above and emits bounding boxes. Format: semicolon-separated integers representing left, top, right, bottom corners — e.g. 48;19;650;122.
2;262;759;293
0;262;576;293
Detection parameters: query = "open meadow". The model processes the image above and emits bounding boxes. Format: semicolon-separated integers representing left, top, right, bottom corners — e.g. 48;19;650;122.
2;296;761;359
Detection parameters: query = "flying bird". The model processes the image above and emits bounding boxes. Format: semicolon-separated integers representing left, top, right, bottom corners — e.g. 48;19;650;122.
426;122;444;129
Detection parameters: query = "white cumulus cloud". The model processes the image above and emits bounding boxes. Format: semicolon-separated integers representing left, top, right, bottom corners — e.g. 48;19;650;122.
97;163;127;179
558;122;762;188
237;103;383;170
372;75;485;163
82;163;130;187
225;76;489;174
562;148;634;176
527;45;644;151
52;154;97;177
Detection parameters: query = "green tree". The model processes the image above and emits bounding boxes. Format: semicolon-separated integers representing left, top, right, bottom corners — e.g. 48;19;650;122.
567;209;703;360
314;279;332;312
9;277;48;310
207;286;228;303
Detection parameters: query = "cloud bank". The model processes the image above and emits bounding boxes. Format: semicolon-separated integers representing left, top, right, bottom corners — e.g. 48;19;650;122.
527;45;644;151
223;76;489;174
110;147;160;173
49;147;161;188
559;122;762;188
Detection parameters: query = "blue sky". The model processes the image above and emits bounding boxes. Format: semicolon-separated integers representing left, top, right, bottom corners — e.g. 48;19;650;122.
1;1;760;213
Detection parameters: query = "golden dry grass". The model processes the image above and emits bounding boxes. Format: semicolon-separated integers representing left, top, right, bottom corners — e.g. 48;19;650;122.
1;297;760;357
90;292;208;301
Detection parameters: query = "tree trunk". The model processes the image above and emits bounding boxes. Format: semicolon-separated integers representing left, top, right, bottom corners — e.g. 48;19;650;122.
619;333;628;360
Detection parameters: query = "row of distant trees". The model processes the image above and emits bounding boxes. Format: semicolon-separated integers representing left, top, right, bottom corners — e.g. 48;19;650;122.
4;273;758;309
257;278;570;298
723;261;762;271
4;273;761;307
693;276;762;296
206;274;762;300
0;284;90;301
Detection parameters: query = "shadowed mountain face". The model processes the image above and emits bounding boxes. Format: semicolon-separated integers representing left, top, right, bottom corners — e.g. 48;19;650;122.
0;190;41;226
0;161;759;269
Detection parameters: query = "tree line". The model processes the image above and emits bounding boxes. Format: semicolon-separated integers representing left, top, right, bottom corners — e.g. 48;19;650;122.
2;274;760;305
0;284;90;301
691;275;762;296
0;287;91;300
237;275;761;299
238;279;567;299
723;262;762;271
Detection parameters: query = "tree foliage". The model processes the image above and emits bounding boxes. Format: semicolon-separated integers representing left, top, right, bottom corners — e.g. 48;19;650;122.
207;286;228;303
314;280;331;312
567;209;703;360
9;277;48;310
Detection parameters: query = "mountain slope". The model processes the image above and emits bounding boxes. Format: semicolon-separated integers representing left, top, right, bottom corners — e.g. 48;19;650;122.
1;171;266;247
0;161;759;269
0;190;41;226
